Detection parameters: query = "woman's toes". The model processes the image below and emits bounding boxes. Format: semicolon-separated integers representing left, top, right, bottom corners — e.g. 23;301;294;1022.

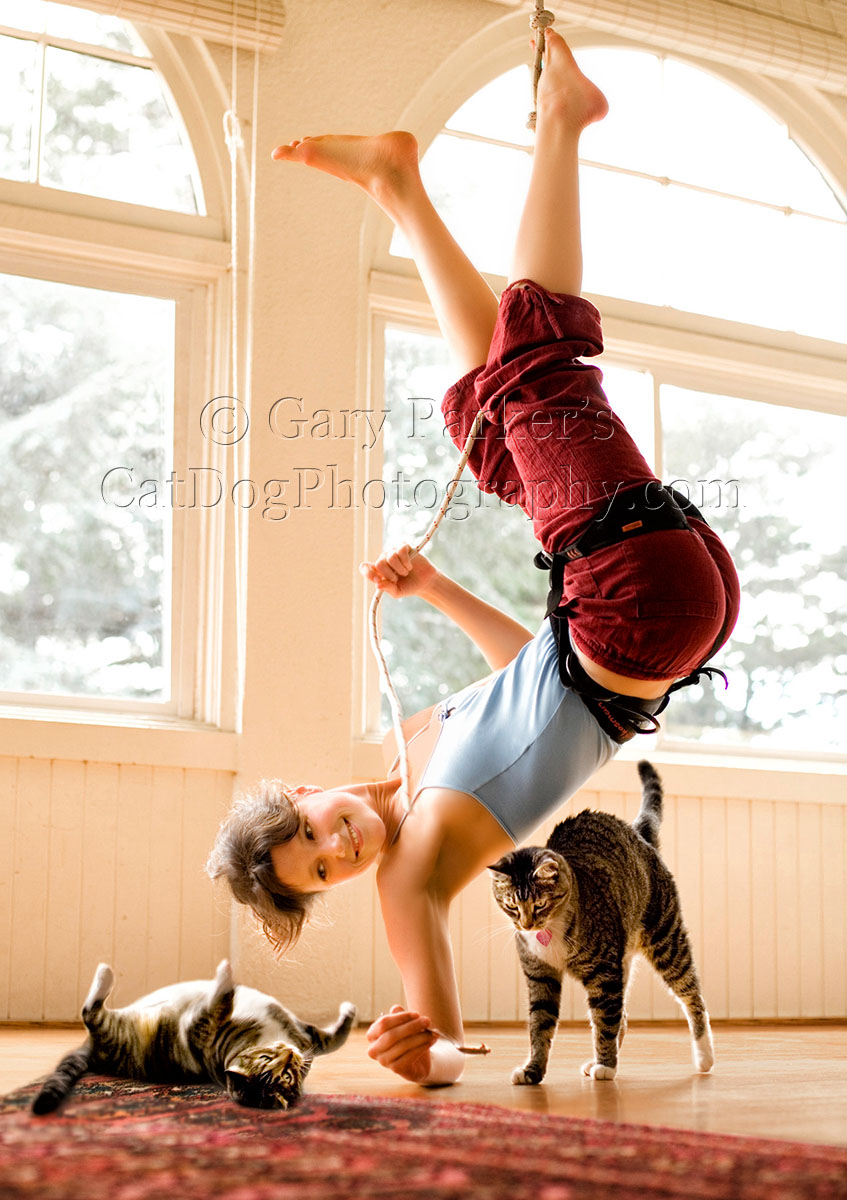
271;137;307;160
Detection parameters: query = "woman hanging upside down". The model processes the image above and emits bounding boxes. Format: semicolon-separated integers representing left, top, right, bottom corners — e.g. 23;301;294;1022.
207;30;740;1086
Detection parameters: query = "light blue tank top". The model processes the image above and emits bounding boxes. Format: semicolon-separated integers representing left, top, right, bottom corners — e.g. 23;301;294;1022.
414;621;618;844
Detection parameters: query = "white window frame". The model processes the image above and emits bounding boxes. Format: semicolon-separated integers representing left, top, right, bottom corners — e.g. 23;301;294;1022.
0;19;215;224
352;30;847;778
0;20;238;767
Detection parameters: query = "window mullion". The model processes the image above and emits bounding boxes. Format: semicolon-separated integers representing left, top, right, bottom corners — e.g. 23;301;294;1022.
356;309;389;741
29;40;47;184
42;36;153;67
652;371;663;481
0;26;155;67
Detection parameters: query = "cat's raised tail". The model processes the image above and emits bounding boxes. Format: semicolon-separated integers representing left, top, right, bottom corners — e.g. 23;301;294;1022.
632;760;664;851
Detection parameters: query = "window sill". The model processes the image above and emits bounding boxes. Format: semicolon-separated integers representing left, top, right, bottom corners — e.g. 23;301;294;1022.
0;705;238;771
352;737;847;805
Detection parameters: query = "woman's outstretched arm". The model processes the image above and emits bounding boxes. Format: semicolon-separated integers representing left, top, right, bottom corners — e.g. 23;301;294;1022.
367;835;465;1089
368;863;465;1086
360;544;534;671
368;788;514;1087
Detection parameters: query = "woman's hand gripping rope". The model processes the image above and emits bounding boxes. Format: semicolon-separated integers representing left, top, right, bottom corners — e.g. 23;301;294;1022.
359;543;437;601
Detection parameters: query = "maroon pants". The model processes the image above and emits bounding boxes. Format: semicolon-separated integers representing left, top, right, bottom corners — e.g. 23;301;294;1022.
441;280;740;680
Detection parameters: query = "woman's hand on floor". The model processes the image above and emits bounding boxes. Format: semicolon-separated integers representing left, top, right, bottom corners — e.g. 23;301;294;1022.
366;1005;438;1082
359;545;438;600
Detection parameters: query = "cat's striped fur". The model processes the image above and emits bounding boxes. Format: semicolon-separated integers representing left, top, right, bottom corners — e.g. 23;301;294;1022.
489;760;713;1084
32;959;356;1114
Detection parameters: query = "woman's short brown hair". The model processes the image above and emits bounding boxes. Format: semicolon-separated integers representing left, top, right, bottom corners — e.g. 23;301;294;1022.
206;778;318;954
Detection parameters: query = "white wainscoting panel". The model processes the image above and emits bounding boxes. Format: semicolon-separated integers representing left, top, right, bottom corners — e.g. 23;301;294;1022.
2;753;845;1026
0;756;234;1021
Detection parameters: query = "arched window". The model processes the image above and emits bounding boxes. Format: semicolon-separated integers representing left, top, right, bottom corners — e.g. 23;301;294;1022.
0;1;202;210
371;45;847;756
0;1;232;722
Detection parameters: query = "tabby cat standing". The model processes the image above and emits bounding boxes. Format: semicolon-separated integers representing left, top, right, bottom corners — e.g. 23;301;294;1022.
490;761;713;1083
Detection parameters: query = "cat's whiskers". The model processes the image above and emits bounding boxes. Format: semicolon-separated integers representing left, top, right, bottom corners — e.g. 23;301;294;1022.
473;921;518;949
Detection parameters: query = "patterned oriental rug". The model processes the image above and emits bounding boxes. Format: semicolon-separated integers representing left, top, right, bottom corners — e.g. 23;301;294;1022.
2;1078;846;1200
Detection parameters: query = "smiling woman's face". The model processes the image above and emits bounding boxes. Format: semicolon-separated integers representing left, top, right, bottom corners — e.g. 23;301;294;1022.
269;788;387;892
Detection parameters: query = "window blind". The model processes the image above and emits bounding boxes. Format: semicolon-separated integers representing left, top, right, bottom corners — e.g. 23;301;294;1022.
45;0;285;53
491;0;847;94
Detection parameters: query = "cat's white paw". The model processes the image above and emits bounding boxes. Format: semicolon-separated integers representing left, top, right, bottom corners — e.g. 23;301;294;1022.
83;963;114;1012
92;963;114;997
215;959;234;991
339;1001;357;1020
694;1032;714;1073
581;1060;616;1081
512;1063;545;1085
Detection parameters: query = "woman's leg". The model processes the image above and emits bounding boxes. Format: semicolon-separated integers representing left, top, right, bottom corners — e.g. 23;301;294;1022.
270;30;605;367
509;30;608;294
271;131;498;377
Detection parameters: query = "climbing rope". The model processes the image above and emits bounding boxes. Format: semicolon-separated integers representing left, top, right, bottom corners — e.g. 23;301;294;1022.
368;8;554;816
367;408;485;814
527;3;556;130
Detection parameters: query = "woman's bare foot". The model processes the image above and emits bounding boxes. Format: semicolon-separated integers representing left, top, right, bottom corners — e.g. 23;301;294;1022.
270;131;421;213
535;29;608;131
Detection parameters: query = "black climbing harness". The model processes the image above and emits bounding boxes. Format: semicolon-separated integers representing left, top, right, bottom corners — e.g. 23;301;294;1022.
534;483;729;743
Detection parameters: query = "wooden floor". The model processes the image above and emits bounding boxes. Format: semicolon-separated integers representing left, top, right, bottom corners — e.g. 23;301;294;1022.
3;1022;846;1147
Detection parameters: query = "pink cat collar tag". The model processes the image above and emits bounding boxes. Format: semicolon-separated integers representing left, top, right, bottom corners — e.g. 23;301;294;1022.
536;929;552;946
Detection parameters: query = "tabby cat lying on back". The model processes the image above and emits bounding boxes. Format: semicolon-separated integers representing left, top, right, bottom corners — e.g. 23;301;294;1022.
490;761;713;1084
32;958;356;1114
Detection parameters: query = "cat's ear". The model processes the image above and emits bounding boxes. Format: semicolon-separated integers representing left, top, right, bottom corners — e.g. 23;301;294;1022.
487;856;512;878
533;851;563;883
